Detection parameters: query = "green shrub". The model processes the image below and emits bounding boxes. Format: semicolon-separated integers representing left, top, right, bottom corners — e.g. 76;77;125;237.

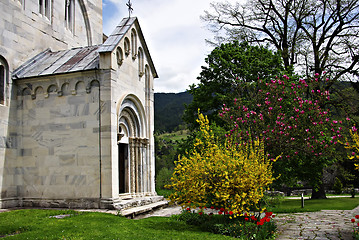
173;210;276;239
155;167;172;190
333;177;343;194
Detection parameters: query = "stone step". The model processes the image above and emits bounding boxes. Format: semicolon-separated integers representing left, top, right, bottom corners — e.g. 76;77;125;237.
120;200;168;218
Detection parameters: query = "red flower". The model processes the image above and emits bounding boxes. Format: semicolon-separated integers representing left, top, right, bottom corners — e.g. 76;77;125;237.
186;208;190;211
199;212;203;215
229;211;233;215
356;215;359;219
352;219;356;223
210;206;214;209
357;222;359;227
245;217;249;221
220;208;225;212
218;211;223;215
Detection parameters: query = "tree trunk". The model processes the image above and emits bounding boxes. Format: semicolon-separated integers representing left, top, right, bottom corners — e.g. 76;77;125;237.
311;184;327;199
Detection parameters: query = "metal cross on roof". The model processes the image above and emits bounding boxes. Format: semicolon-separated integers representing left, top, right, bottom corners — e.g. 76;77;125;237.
126;0;133;17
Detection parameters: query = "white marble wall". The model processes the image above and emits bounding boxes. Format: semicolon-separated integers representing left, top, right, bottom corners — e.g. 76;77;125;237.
0;0;103;72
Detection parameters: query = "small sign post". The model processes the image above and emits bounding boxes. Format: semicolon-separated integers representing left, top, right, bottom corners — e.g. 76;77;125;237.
301;193;304;208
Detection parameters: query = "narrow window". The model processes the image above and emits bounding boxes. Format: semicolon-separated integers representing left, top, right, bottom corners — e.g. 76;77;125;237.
117;47;124;66
124;37;130;56
131;29;137;60
138;48;144;77
0;65;4;105
65;0;74;32
44;0;50;18
39;0;43;15
39;0;51;19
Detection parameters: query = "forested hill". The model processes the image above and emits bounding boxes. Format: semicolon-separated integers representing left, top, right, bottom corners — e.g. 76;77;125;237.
154;91;193;133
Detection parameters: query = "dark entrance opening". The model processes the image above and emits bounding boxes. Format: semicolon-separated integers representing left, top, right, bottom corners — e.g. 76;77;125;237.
118;143;128;193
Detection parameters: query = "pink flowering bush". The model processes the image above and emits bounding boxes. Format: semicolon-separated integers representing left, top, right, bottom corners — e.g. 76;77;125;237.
220;73;350;189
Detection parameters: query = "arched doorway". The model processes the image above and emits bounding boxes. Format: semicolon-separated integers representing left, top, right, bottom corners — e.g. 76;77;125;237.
117;95;149;196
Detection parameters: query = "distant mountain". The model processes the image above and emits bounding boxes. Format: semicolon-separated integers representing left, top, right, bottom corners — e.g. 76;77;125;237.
154;91;193;133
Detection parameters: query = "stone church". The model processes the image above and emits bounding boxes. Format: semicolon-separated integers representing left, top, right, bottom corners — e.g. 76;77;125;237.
0;0;161;210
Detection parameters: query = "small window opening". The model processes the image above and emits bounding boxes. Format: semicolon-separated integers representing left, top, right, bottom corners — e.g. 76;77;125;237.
124;37;130;56
131;29;137;60
0;65;4;105
39;0;51;19
117;47;124;66
65;0;74;32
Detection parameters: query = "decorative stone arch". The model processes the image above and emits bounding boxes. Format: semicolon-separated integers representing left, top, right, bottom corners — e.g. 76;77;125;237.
86;79;100;94
59;82;70;96
33;86;44;100
74;80;86;95
22;87;32;96
117;94;150;195
117;94;146;141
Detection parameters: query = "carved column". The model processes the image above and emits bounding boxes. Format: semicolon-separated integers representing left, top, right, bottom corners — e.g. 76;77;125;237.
129;138;136;193
140;138;149;193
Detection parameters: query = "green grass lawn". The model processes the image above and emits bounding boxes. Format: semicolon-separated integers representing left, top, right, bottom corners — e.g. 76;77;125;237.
159;130;190;142
268;197;359;213
0;209;232;240
1;197;358;239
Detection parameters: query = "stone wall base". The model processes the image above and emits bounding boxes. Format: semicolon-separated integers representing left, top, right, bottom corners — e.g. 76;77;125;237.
0;193;161;210
0;197;116;209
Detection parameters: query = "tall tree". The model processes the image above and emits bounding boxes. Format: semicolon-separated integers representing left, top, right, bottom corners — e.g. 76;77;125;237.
221;74;350;198
183;41;285;128
202;0;359;84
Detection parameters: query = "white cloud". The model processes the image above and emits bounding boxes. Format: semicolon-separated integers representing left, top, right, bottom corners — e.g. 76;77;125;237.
103;0;238;92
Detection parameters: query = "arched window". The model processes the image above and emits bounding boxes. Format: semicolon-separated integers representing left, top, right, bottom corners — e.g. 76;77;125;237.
138;48;144;77
124;37;130;56
0;65;4;105
65;0;75;32
145;65;150;99
131;29;137;60
117;47;124;66
0;56;9;105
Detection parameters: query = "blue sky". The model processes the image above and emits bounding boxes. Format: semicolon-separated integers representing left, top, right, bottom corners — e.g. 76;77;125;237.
102;0;237;93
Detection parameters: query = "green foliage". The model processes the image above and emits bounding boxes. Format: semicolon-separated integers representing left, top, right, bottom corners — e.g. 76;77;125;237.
183;41;286;129
221;74;351;192
156;167;173;190
168;113;276;215
0;209;234;239
267;197;359;213
154;135;177;176
333;177;343;194
173;211;276;239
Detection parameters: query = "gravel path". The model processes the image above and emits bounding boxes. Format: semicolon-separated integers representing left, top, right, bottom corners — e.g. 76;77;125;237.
275;206;359;239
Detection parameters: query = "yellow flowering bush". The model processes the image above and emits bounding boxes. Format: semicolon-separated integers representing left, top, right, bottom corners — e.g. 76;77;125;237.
167;113;277;216
345;127;359;170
